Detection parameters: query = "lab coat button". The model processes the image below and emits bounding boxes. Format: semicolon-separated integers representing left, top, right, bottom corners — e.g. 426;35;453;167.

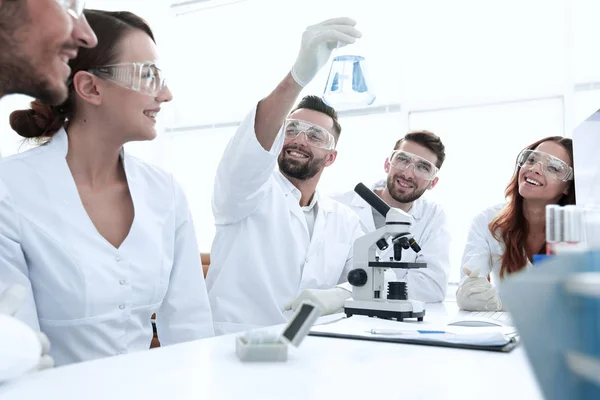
119;304;125;310
115;255;122;262
119;280;126;285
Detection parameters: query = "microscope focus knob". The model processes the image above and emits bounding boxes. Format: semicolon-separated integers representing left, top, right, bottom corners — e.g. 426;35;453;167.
409;238;422;253
348;269;368;287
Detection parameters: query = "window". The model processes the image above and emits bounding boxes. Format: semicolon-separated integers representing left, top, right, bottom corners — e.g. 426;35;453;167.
409;98;564;283
397;0;566;108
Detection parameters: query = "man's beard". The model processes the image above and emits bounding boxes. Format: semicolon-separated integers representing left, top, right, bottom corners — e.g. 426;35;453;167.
0;58;61;104
278;145;327;181
386;173;427;203
0;11;67;105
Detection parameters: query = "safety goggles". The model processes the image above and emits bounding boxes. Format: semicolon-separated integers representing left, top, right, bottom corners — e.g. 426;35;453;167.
56;0;85;19
284;119;336;150
516;149;574;182
388;150;438;181
87;61;167;97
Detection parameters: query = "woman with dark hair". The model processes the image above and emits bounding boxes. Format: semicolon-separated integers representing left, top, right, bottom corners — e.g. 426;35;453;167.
457;136;575;311
0;10;214;366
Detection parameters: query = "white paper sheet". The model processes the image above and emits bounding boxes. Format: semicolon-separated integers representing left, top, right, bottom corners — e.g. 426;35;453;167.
310;315;515;346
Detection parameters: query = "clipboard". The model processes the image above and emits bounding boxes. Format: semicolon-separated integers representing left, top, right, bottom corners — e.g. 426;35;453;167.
308;315;520;353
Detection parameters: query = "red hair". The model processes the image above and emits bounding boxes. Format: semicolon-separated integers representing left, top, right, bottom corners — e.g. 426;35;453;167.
489;136;576;278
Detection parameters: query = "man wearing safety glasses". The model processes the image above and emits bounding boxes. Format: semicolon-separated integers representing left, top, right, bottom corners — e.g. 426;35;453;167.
0;0;96;382
334;131;451;303
207;18;365;335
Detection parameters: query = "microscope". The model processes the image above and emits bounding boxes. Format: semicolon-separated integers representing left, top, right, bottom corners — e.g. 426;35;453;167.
344;183;427;322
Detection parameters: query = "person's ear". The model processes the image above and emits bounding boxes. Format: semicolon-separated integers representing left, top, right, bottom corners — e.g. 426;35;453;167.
427;176;439;190
72;71;103;106
324;150;338;167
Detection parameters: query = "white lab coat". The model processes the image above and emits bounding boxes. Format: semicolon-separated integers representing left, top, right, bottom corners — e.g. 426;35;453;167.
332;180;451;302
461;203;533;285
0;128;214;366
207;104;364;335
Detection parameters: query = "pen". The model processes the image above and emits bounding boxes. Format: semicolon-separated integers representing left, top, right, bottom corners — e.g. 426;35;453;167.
369;329;447;335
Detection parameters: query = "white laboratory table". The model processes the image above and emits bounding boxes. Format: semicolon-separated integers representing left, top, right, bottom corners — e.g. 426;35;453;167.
0;302;543;400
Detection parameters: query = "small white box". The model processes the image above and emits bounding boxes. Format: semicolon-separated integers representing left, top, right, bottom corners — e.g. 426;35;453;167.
235;301;322;362
235;336;288;362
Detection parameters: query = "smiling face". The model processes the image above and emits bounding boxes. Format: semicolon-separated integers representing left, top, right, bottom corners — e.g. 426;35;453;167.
75;29;173;143
277;108;337;181
517;140;572;203
384;140;439;204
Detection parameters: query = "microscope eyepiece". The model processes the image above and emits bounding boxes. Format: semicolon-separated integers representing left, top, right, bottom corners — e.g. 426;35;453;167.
354;183;390;217
376;238;388;251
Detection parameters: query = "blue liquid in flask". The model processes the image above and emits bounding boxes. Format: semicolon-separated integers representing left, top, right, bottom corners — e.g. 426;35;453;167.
323;55;376;108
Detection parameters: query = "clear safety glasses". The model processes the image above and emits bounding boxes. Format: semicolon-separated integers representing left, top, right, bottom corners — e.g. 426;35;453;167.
87;61;168;97
56;0;85;19
388;150;439;181
516;149;574;182
284;119;336;150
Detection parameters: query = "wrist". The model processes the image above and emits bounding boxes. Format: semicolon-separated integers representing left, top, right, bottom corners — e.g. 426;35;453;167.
290;65;309;88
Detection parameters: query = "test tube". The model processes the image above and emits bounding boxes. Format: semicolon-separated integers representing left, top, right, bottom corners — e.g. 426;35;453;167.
563;205;582;244
546;204;561;254
582;205;600;249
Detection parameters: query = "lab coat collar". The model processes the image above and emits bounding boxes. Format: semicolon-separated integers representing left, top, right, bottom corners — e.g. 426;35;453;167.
275;170;327;214
350;179;424;221
48;127;69;156
43;127;139;252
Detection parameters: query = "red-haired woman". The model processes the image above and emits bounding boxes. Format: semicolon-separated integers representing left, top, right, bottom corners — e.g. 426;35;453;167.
457;136;575;311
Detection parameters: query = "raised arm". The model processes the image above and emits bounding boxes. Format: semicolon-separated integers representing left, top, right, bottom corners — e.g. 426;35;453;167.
212;17;362;224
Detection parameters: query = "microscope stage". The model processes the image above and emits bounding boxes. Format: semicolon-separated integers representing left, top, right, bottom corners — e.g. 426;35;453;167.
343;299;426;322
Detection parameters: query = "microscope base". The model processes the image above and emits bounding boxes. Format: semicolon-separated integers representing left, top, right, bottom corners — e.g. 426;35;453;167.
343;299;426;322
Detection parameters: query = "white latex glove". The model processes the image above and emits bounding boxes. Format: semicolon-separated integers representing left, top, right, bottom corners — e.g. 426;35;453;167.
456;267;503;311
284;287;351;316
0;285;54;382
291;17;362;87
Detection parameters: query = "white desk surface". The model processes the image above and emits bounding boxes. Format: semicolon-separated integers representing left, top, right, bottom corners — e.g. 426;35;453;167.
0;302;543;400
